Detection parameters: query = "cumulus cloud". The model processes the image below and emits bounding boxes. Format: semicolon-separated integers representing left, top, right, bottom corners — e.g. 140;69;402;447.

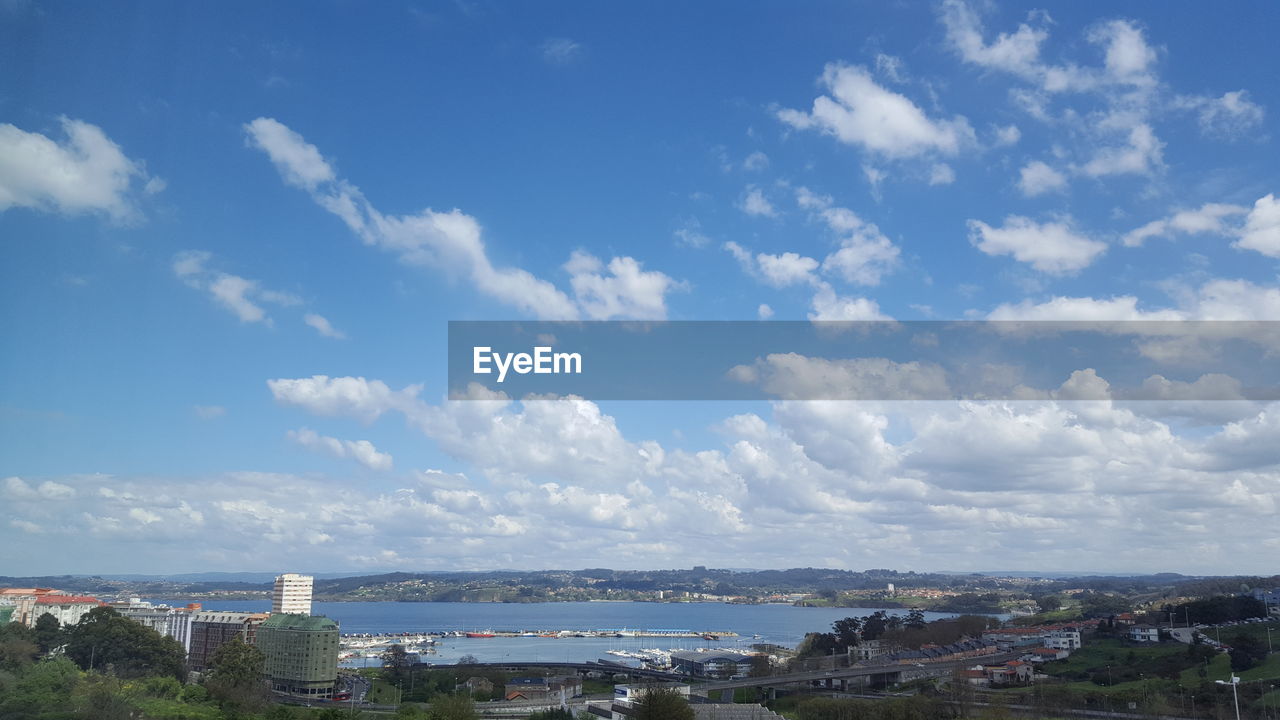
245;117;679;320
1235;193;1280;257
777;63;974;159
808;283;891;321
967;216;1107;274
739;185;777;217
723;241;818;288
288;428;393;470
1018;161;1067;196
0;117;160;222
565;251;684;320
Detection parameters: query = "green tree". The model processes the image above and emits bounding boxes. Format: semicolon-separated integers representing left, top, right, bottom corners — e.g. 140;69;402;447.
63;607;186;680
204;635;269;714
630;685;694;720
1228;634;1267;671
0;656;81;719
0;621;39;671
33;614;63;654
832;617;863;649
427;692;480;720
1035;595;1063;613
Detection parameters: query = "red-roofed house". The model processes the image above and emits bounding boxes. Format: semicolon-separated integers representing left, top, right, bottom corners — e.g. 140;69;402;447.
33;595;102;627
0;588;63;626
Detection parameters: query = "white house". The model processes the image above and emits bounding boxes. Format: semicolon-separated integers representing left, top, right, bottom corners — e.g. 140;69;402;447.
1128;625;1160;643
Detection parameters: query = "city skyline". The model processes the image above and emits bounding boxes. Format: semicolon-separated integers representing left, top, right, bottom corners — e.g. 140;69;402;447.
3;1;1280;576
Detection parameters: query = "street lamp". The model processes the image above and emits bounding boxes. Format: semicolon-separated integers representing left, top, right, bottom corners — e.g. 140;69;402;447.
1215;675;1240;720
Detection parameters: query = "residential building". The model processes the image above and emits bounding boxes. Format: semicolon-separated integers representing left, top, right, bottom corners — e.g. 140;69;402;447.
0;588;62;626
272;573;314;615
111;598;201;654
588;683;690;720
1042;630;1081;650
503;676;582;702
31;595;102;627
188;611;270;672
1129;625;1160;643
255;613;339;698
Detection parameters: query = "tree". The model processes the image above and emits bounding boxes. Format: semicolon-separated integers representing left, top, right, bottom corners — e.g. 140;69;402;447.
630;685;694;720
0;622;39;672
33;614;62;654
204;635;269;714
1036;595;1063;613
63;606;186;680
862;611;890;640
1228;635;1267;672
384;643;412;683
905;609;927;629
428;692;480;720
832;617;862;649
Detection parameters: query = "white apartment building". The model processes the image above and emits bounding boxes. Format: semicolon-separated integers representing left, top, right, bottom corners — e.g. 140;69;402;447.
272;573;314;615
1042;630;1081;650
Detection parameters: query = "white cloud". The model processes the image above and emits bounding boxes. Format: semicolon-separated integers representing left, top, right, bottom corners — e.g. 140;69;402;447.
797;188;901;286
1080;121;1164;177
673;218;710;248
777;63;974;159
723;241;817;288
1176;90;1265;139
986;278;1280;322
0;117;159;222
540;38;583;65
566;252;684;320
245;117;678;320
1123;202;1249;247
928;163;956;186
172;250;300;325
757;303;774;319
987;295;1184;321
993;124;1021;146
1235;193;1280;258
1089;19;1158;88
739;185;777;217
268;375;426;424
939;0;1048;82
1017;160;1067;196
742;151;769;171
967;216;1107;274
304;313;347;339
288;428;393;471
243;117;335;190
808;283;891;321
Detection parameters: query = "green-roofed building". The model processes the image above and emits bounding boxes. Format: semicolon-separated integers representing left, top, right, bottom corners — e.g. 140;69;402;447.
256;613;339;698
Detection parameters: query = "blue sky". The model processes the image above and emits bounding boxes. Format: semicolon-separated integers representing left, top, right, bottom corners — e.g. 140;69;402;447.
2;0;1279;575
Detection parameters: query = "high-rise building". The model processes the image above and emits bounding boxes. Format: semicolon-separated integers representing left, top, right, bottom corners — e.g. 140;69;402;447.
272;573;314;615
256;613;339;698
